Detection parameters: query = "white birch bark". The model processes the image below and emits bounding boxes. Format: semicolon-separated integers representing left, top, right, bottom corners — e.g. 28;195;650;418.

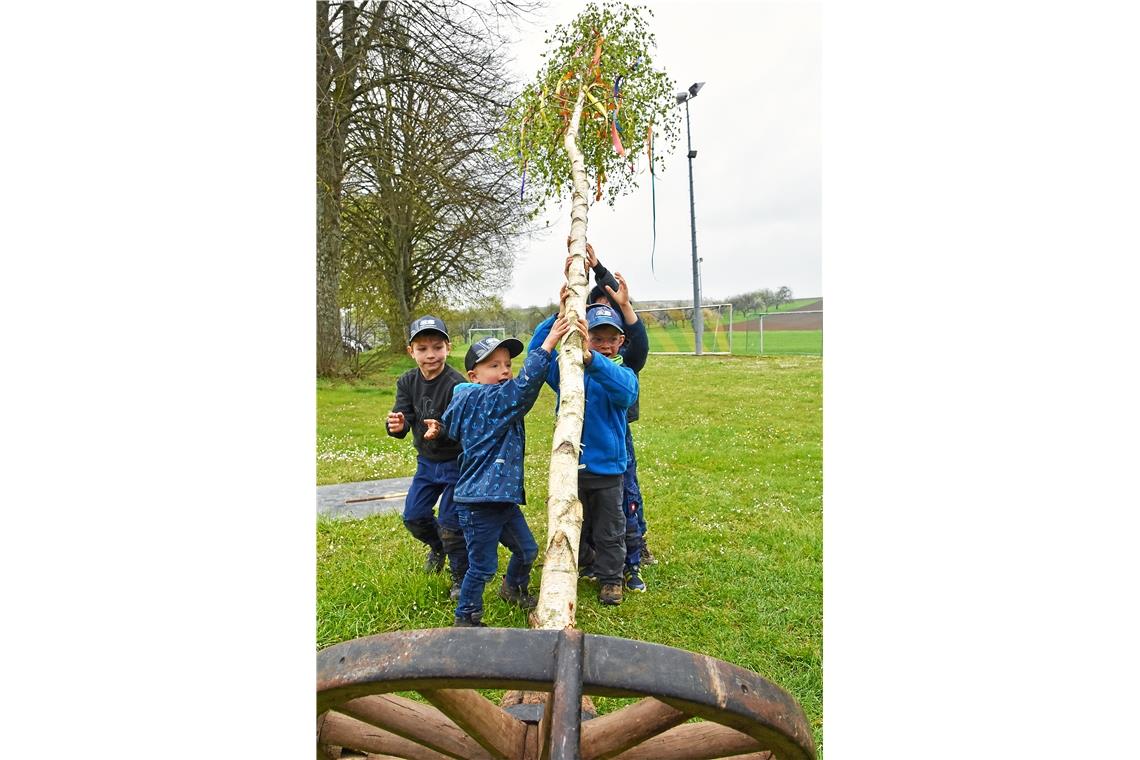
533;84;592;631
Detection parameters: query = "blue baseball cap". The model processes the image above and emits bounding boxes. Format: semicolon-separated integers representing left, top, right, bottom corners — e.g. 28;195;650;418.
585;303;625;333
407;315;449;343
464;336;524;371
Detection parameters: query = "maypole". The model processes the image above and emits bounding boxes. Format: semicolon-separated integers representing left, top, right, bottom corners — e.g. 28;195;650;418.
499;1;679;630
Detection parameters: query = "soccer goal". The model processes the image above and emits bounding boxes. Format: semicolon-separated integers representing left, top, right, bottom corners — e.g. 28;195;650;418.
466;326;506;344
634;303;734;355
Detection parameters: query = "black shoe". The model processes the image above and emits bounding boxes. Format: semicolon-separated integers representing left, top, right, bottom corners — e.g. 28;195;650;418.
498;578;537;610
424;548;445;574
640;542;658;566
578;566;598;582
453;613;487;627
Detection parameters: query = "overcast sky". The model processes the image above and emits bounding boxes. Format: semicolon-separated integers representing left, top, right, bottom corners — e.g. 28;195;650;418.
500;0;820;307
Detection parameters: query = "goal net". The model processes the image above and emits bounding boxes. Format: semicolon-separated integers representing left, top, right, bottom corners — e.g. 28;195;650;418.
466;326;506;344
634;303;734;355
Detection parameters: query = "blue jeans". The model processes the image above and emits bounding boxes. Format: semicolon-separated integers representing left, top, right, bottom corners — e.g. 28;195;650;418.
403;457;466;578
455;502;538;620
622;426;646;567
404;456;461;530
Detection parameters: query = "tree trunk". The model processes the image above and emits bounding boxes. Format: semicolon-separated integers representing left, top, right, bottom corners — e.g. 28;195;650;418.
316;145;345;374
316;1;370;376
533;85;591;631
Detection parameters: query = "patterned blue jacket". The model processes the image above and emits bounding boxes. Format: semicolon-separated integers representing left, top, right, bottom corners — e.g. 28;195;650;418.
440;347;553;505
527;318;638;476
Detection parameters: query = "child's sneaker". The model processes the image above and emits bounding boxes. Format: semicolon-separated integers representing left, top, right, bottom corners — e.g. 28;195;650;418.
598;583;623;606
424;548;445;574
624;565;647;593
498;578;538;610
453;613;486;627
578;566;597;582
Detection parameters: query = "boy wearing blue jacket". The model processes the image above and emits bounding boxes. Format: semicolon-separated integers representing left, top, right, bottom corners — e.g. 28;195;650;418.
528;303;639;606
436;317;573;627
565;241;655;589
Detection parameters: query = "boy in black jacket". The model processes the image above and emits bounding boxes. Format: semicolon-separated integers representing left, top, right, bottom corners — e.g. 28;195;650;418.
386;315;469;599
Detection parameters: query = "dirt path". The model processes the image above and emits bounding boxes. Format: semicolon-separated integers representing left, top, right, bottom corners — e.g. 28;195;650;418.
733;299;822;331
317;476;412;519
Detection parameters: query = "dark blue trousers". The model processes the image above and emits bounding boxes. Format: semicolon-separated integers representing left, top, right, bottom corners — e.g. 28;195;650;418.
454;502;538;621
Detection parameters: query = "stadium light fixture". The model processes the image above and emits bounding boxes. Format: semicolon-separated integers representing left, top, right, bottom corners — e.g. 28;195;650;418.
675;81;707;354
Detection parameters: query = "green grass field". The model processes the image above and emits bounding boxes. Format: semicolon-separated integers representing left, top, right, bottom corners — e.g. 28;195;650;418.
317;352;823;751
734;328;823;356
637;324;823;356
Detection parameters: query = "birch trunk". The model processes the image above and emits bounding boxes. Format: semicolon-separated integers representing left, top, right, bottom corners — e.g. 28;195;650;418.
533;85;592;631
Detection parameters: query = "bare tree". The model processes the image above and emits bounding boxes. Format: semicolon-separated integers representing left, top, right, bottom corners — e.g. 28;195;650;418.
317;0;539;373
775;285;794;311
317;2;389;376
726;289;760;315
341;38;531;350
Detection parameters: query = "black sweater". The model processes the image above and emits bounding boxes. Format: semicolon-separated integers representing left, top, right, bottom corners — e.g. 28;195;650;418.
387;365;465;461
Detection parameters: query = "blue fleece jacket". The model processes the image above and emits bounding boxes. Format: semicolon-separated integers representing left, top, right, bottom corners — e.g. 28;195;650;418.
440;347;552;505
528;315;638;476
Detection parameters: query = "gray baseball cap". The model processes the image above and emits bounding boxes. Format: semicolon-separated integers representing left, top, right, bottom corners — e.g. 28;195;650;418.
464;336;524;371
407;315;450;343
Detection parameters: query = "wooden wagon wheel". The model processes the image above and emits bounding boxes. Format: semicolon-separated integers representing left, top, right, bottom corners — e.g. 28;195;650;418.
318;627;816;760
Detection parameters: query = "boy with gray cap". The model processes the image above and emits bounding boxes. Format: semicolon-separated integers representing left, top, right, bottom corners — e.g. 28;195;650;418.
386;315;469;599
437;317;573;626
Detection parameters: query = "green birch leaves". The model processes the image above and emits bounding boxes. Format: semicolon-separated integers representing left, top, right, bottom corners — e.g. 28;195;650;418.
499;1;680;214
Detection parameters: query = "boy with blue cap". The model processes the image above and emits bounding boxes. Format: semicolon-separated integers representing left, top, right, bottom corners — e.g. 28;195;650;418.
528;300;639;606
437;317;574;627
559;240;654;593
578;243;655;591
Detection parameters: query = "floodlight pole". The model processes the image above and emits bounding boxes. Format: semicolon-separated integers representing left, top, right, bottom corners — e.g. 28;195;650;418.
678;82;706;355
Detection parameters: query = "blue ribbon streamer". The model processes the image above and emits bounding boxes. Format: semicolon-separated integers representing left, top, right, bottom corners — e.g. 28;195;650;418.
613;74;625;138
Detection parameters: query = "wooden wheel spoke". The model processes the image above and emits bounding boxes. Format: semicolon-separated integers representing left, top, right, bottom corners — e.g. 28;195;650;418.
318;629;815;759
420;688;529;759
319;710;452;760
338;694;495;760
536;694;555;760
608;721;763;760
579;697;690;759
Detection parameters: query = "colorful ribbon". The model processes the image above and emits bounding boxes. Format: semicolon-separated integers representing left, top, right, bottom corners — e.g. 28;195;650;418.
611;73;626;156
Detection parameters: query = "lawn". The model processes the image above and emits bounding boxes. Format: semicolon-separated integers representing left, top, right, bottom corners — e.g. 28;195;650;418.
637;324;823;356
317;352;823;751
734;328;824;356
